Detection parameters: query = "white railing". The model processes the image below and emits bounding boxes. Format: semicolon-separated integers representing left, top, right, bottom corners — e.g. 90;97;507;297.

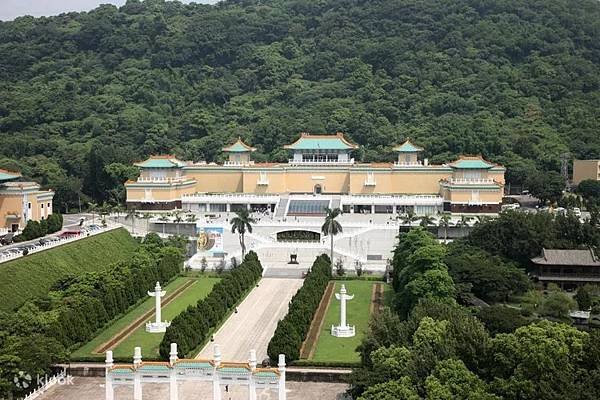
181;193;280;203
224;161;254;166
21;372;64;400
288;158;355;165
137;177;185;183
0;225;119;264
0;227;8;235
340;194;443;206
447;178;495;185
393;161;423;167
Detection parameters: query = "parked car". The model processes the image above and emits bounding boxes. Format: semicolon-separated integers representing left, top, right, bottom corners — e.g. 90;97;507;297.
0;233;14;245
573;207;582;217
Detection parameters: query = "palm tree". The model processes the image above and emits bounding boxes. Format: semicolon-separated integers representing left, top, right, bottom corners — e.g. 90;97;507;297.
456;215;473;236
125;209;137;234
98;202;111;226
475;215;490;226
113;204;124;223
321;207;343;271
231;209;256;259
173;211;183;235
141;213;153;233
419;215;435;228
400;209;420;230
89;202;98;224
158;214;169;235
438;213;452;243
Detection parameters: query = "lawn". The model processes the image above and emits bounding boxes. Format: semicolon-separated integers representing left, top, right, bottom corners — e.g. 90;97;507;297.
310;280;390;363
0;228;138;311
73;276;219;360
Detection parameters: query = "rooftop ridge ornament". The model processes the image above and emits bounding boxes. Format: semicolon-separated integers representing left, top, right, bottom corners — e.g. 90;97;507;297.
145;281;171;333
331;284;356;337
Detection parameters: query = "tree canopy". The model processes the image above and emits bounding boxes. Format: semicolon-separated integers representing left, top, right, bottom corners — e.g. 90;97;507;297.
0;0;599;207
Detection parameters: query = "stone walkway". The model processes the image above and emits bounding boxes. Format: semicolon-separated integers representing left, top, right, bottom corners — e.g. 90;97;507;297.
197;278;303;361
37;377;349;400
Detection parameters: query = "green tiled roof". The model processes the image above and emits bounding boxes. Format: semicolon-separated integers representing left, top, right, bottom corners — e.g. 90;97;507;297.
0;170;20;182
176;362;213;369
223;139;256;153
110;368;134;375
284;133;357;150
393;140;424;153
138;364;171;372
450;158;494;169
254;371;278;379
135;158;185;168
218;367;250;375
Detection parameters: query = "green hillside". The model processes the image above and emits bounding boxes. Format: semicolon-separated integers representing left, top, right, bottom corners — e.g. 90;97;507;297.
0;228;138;311
0;0;599;207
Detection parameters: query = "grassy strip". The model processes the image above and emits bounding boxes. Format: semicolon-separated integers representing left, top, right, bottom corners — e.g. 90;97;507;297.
311;281;386;363
0;228;138;311
112;277;219;359
70;277;193;360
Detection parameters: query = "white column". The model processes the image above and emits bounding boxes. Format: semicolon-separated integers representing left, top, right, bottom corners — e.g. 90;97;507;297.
169;368;178;400
169;343;178;366
133;347;142;400
155;283;162;324
169;342;179;400
105;351;114;400
248;350;257;400
339;285;347;328
278;354;286;400
213;344;222;400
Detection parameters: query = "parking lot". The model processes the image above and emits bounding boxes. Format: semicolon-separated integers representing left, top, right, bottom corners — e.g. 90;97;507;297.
0;223;107;263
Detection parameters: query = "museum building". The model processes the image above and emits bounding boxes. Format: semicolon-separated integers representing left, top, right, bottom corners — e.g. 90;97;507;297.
125;133;505;216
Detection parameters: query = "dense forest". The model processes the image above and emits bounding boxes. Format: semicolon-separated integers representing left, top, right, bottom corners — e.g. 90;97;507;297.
1;0;599;209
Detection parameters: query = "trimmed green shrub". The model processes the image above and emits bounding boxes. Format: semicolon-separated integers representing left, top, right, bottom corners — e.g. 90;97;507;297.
159;251;263;358
267;254;332;362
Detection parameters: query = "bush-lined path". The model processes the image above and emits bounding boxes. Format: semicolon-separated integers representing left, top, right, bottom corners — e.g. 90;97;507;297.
73;277;219;360
196;278;303;361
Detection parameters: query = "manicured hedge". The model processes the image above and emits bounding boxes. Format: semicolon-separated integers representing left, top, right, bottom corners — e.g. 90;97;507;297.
267;254;331;362
51;237;184;348
159;251;263;358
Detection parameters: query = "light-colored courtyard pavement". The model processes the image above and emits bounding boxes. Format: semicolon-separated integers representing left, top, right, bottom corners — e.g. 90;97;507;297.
38;377;349;400
197;278;304;361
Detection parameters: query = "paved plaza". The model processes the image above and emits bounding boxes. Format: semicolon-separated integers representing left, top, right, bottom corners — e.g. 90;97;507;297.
38;377;349;400
197;278;304;361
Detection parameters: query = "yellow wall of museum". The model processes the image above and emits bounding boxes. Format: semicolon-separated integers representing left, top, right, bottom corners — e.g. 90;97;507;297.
0;191;54;229
127;166;506;202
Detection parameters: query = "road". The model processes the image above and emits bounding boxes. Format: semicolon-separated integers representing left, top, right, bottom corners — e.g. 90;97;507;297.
0;213;93;252
196;278;303;361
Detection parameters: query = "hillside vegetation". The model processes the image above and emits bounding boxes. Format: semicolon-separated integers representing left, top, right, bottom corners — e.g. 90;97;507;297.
0;228;138;311
0;0;599;207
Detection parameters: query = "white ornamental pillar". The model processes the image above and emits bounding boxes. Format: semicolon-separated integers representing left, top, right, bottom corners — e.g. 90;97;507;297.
331;284;355;337
339;285;347;328
213;344;222;400
169;343;179;400
149;282;165;325
248;349;257;400
133;347;142;400
105;351;114;400
278;354;286;400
